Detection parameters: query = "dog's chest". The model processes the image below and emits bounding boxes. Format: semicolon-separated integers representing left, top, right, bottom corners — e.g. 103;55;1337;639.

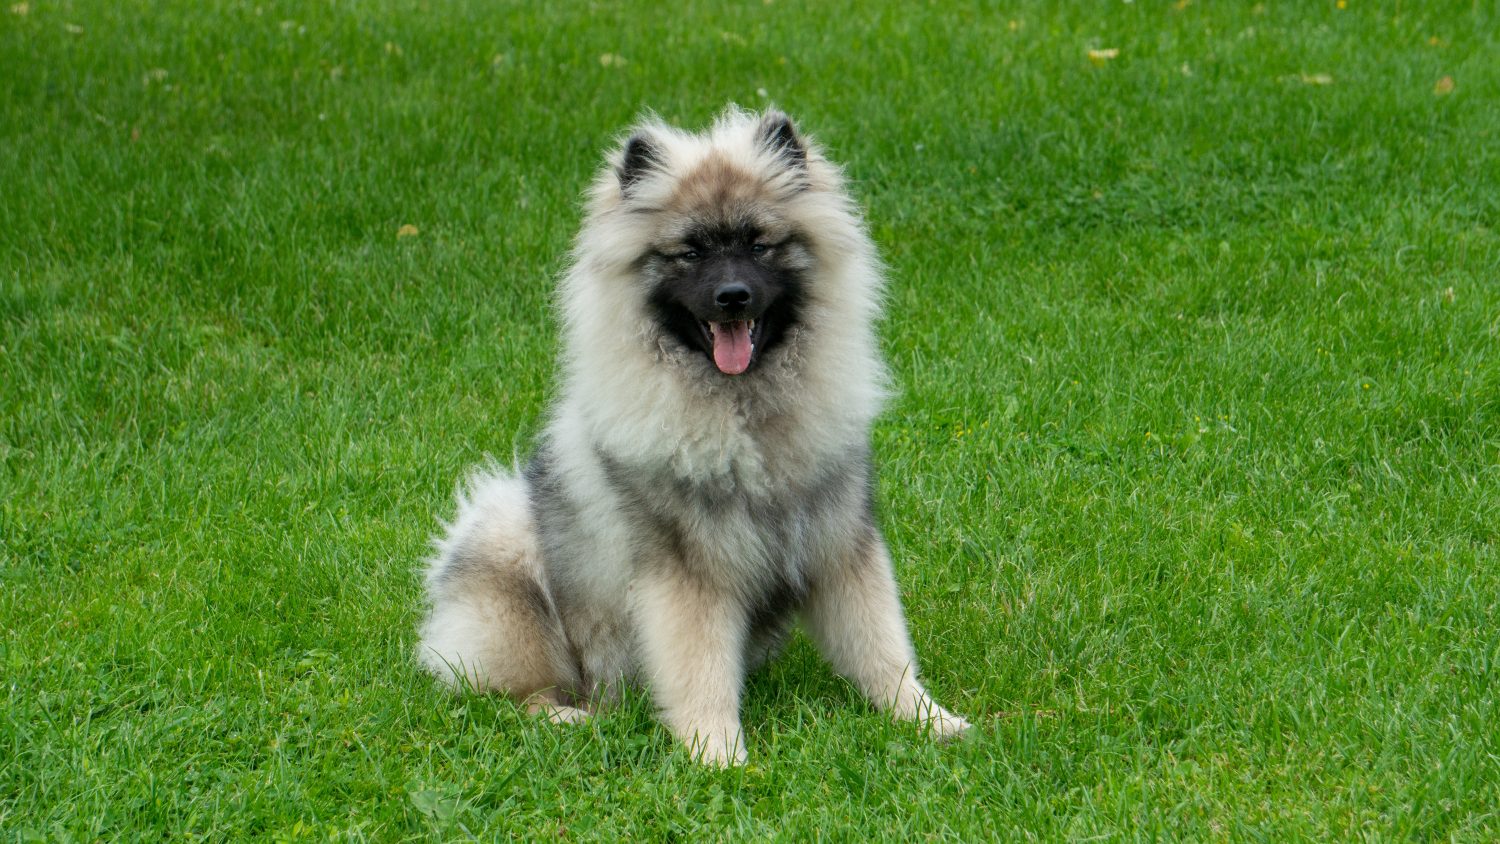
637;440;864;577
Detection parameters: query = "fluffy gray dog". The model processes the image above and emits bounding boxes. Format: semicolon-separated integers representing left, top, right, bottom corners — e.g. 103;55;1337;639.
419;108;969;766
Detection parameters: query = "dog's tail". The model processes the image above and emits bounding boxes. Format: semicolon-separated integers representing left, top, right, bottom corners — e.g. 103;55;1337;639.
417;466;581;714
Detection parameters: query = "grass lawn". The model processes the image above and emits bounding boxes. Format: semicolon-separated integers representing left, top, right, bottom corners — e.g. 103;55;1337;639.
3;0;1498;839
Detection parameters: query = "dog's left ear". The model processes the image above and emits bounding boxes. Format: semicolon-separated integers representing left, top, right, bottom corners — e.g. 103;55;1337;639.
758;111;806;168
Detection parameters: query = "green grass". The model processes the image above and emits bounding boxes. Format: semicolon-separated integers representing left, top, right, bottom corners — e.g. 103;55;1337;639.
3;0;1498;839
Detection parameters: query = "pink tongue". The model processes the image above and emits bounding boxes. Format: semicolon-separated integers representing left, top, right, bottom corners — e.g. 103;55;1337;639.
709;321;752;375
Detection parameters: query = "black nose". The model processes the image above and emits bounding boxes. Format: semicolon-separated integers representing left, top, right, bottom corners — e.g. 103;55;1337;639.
715;282;752;310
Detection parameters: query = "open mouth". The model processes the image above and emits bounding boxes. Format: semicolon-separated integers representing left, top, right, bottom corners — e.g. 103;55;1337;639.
699;318;765;375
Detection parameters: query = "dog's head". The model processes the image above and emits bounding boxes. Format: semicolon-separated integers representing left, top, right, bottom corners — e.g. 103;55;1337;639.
574;108;872;377
616;111;813;376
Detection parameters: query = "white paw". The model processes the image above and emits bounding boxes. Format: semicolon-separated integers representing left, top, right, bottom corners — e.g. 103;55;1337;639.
923;706;972;742
525;695;591;725
905;695;971;741
541;704;592;725
683;729;748;767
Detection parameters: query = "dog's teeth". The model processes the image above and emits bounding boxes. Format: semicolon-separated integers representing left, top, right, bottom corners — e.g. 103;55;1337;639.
748;319;755;330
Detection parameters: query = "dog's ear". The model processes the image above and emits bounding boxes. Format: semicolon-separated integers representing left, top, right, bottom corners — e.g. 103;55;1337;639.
757;111;806;168
617;131;662;194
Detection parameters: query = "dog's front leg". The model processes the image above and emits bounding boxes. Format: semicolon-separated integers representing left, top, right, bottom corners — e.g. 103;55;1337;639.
802;533;971;740
632;571;749;766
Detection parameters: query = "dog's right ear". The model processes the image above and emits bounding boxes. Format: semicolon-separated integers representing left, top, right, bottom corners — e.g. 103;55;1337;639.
617;131;662;194
757;110;807;169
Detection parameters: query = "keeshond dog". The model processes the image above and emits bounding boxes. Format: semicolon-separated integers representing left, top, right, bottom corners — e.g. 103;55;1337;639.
418;107;969;766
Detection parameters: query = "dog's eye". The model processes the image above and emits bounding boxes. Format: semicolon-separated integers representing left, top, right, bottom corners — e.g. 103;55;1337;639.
678;250;701;262
751;243;771;254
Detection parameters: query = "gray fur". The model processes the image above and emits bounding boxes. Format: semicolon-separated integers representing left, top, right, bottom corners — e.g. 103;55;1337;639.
417;108;970;765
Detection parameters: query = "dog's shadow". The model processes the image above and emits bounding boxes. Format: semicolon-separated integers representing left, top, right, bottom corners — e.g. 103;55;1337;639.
741;632;865;722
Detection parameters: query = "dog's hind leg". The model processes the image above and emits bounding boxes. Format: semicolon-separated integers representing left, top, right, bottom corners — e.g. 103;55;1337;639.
418;470;585;722
801;531;971;740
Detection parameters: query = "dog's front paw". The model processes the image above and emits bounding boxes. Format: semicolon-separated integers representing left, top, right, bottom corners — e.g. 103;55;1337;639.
896;690;973;741
682;727;748;768
922;706;972;742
